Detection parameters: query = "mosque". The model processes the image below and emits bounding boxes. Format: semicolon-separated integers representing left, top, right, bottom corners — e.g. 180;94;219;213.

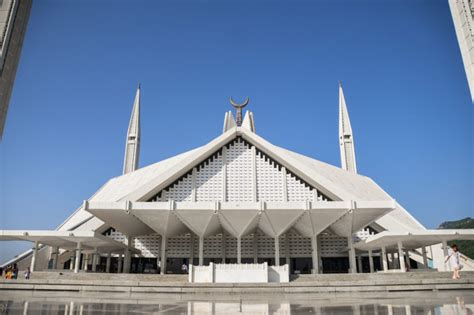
1;84;473;277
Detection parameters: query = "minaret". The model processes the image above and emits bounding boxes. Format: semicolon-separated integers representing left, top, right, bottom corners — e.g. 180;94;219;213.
123;85;141;174
338;82;357;174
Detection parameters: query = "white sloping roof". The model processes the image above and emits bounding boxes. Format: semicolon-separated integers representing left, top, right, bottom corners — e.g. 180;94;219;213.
56;146;205;233
270;145;425;232
62;126;424;235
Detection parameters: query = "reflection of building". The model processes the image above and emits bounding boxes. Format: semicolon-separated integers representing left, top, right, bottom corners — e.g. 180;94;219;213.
449;0;474;102
0;0;32;138
1;85;473;275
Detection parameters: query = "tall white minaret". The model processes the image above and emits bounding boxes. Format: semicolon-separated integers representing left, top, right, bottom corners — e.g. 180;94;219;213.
123;85;141;174
338;82;357;174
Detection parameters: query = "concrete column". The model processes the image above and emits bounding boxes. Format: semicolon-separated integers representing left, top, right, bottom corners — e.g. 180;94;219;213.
405;305;412;315
397;241;406;272
117;254;123;273
52;246;59;270
124;236;133;273
381;247;388;272
421;246;428;268
404;249;410;271
237;237;242;264
92;249;98;272
199;236;204;266
285;233;290;266
311;235;320;274
387;305;394;315
274;236;280;266
389;252;395;269
348;237;357;273
83;254;89;271
74;243;82;273
106;253;111;273
161;235;167;274
221;232;226;263
368;250;374;273
30;241;39;272
253;233;258;263
442;239;449;271
190;233;195;265
69;253;75;271
357;255;362;273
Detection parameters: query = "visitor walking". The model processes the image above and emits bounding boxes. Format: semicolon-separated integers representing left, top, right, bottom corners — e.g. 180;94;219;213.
24;267;31;280
445;244;464;279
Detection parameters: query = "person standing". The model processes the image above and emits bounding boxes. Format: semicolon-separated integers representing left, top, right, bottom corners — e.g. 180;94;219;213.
181;263;188;274
12;264;18;279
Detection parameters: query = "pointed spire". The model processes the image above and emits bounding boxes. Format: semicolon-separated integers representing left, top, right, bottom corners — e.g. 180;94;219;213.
123;85;141;174
223;111;237;133
241;111;256;132
338;82;357;174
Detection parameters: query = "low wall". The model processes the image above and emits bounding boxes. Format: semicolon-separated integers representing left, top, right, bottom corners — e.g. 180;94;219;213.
189;263;289;283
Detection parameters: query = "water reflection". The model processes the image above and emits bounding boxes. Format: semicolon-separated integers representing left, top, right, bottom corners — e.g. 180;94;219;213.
0;291;472;314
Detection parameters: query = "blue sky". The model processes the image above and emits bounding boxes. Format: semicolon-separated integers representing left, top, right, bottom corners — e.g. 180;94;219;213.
0;0;472;262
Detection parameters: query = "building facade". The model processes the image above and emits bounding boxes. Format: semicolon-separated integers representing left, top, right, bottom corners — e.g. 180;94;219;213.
2;85;473;276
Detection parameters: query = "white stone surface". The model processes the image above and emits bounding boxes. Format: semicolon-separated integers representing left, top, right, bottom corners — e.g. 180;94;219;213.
189;263;289;283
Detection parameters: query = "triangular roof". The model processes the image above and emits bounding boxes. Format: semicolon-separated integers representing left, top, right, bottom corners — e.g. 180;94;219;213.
61;126;425;235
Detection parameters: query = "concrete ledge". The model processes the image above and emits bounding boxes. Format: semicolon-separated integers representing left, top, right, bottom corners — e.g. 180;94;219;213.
1;272;472;294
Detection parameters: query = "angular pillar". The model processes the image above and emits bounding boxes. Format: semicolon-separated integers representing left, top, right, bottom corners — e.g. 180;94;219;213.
253;233;258;264
357;255;362;273
106;253;111;273
30;241;39;272
348;237;357;273
237;237;242;264
83;254;89;271
442;240;449;271
368;250;374;273
404;249;410;271
117;254;123;273
221;233;226;263
123;236;133;273
285;233;290;266
190;233;194;265
397;241;406;272
421;246;428;268
161;235;167;274
381;246;388;272
311;235;320;274
69;253;75;271
92;250;98;272
74;243;82;273
52;246;59;270
274;236;280;266
199;236;204;266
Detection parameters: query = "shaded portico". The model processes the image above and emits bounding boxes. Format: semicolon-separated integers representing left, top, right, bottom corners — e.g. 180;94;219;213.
353;230;474;272
0;230;139;273
85;199;395;274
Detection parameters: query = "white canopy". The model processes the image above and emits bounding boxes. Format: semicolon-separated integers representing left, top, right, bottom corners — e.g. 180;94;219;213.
353;229;474;251
0;230;139;254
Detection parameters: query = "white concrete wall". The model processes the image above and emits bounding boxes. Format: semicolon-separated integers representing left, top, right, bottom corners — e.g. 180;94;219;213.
268;265;289;283
189;263;289;283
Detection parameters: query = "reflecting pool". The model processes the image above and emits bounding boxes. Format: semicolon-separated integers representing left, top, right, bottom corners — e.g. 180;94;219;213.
0;290;472;314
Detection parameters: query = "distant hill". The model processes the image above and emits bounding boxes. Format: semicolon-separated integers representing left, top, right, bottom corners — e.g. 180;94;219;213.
438;217;474;259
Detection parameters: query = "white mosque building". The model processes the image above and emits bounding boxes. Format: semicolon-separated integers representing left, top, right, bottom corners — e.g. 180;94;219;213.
1;84;473;277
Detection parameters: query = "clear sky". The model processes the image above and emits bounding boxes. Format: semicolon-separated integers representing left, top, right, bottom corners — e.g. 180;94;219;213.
0;0;472;263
